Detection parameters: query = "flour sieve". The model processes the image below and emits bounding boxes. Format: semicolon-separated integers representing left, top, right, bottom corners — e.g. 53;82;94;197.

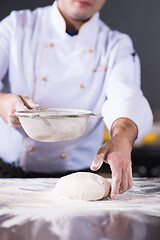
15;108;103;142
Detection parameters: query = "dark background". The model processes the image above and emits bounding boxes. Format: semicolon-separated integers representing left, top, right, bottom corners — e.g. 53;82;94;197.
0;0;160;111
0;0;160;177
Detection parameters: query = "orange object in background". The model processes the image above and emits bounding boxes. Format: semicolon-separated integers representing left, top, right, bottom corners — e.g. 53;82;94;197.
103;126;110;142
103;127;159;145
140;131;159;144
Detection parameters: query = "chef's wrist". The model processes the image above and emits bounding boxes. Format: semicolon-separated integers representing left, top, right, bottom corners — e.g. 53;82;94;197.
111;117;138;147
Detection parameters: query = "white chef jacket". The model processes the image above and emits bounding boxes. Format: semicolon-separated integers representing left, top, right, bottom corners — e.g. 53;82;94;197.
0;1;153;173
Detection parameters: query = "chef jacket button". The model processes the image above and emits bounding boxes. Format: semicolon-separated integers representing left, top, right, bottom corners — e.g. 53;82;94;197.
78;84;84;88
48;42;53;47
61;153;67;158
28;147;34;152
41;76;46;81
87;48;92;53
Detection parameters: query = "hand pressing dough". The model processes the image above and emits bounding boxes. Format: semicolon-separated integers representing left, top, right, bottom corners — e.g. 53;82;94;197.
54;172;111;201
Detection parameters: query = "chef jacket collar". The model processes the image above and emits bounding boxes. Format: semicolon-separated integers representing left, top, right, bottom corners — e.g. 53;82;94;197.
50;1;99;48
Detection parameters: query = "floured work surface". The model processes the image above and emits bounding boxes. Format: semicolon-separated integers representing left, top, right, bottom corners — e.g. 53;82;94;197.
0;178;160;240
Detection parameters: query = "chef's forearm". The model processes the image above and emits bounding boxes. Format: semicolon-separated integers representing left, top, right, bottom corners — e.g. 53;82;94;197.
111;118;138;148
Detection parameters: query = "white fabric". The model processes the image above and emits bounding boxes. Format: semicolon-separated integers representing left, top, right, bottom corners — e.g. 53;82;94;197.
0;1;153;173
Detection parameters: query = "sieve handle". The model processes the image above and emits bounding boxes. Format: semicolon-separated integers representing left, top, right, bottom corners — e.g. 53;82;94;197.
90;112;103;119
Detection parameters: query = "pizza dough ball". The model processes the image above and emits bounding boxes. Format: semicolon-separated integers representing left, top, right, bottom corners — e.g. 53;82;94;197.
54;172;111;201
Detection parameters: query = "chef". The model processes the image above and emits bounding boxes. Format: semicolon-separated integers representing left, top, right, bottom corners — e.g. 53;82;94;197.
0;0;153;199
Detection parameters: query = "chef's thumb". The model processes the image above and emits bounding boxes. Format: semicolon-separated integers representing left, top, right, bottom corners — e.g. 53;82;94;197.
22;96;41;109
90;154;104;171
15;96;40;111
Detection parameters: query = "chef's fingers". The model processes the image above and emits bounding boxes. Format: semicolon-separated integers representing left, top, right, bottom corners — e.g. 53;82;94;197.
120;163;133;193
119;168;129;194
118;158;130;193
110;171;122;200
8;114;21;127
127;165;133;190
108;157;122;199
119;160;133;194
21;96;41;109
15;96;40;111
15;98;28;111
90;153;104;171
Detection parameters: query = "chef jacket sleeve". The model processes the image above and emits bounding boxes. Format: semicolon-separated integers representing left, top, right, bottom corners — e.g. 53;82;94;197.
0;13;15;90
101;33;153;143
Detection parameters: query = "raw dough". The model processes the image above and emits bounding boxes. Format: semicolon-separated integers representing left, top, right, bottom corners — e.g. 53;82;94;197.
53;172;111;201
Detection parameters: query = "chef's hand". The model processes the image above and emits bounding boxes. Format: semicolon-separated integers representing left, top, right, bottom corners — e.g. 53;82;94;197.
0;93;40;127
90;118;138;200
